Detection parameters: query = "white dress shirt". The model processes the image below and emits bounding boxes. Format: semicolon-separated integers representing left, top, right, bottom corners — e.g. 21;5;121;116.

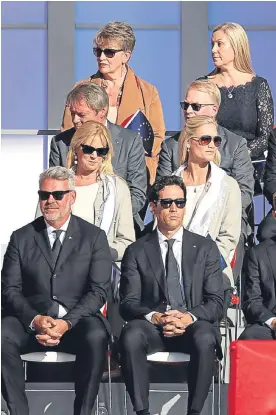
145;226;196;324
30;216;71;329
45;216;71;318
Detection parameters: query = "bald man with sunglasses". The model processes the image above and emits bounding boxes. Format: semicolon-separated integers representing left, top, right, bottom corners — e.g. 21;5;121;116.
119;175;224;415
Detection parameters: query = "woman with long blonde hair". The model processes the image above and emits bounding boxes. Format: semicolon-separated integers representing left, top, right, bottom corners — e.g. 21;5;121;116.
175;115;241;287
67;120;135;262
200;22;273;164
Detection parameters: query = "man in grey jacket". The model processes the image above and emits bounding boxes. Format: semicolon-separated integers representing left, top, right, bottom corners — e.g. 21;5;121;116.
156;79;254;281
49;83;147;230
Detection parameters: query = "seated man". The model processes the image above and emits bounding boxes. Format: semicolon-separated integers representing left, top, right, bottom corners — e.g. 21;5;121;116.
257;128;276;242
119;176;224;415
156;79;255;280
239;193;276;340
1;166;112;415
49;82;147;230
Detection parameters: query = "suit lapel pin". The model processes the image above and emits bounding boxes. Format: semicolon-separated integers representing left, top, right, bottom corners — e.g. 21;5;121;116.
69;236;72;240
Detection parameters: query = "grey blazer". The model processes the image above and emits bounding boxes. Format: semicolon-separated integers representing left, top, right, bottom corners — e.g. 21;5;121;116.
156;125;254;217
49;121;147;224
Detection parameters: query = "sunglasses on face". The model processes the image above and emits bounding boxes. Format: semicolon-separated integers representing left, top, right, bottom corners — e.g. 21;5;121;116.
180;101;214;112
38;190;72;201
155;198;186;209
190;135;222;147
93;47;124;58
81;144;109;157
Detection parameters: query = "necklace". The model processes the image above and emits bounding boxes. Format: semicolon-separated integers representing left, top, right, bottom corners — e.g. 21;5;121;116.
226;86;235;99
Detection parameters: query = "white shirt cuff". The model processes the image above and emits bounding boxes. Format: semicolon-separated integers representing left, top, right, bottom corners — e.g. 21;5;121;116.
145;311;157;323
265;317;275;329
187;312;197;323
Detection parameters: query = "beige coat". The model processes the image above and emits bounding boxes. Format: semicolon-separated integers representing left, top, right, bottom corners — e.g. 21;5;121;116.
172;163;242;287
61;66;166;184
35;175;135;262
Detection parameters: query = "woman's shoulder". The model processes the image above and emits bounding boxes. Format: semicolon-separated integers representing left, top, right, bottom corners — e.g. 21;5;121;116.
106;174;130;192
128;67;157;95
224;173;240;191
73;72;102;88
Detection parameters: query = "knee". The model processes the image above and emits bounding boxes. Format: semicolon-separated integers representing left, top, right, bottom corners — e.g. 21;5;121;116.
192;323;216;351
119;323;146;353
1;317;20;352
81;320;109;349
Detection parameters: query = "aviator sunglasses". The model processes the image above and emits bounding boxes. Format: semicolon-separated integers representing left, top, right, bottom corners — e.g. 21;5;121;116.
190;135;222;147
93;47;124;58
81;144;109;157
180;101;214;112
155;198;186;209
38;190;72;201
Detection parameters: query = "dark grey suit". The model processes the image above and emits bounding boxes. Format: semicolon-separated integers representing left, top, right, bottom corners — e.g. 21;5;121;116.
257;129;276;242
49;121;147;222
119;229;224;414
156;125;254;218
239;237;276;340
1;215;112;415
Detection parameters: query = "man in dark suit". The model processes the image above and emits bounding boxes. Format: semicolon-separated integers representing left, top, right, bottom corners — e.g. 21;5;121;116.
239;193;276;340
156;79;254;281
119;176;224;415
257;128;276;242
1;167;112;415
49;82;147;229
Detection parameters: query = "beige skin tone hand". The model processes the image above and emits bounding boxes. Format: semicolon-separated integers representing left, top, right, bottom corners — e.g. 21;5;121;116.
151;310;194;338
271;318;276;331
35;319;69;347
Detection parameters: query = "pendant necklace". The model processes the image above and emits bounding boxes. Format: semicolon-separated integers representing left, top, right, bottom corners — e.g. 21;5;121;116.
226;86;235;99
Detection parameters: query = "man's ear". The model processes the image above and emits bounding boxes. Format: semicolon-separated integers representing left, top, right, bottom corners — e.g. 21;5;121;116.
272;210;276;220
149;202;155;214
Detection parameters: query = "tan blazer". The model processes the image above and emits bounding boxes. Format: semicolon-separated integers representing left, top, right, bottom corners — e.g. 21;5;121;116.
62;66;166;184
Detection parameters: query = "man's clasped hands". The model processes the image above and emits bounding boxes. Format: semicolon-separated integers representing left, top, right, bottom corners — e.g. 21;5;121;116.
151;310;194;337
33;315;70;346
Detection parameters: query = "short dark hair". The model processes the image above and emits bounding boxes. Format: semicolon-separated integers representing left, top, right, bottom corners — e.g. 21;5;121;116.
149;176;187;203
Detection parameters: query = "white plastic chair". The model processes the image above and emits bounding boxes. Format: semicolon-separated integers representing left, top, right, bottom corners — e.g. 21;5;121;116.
21;350;112;415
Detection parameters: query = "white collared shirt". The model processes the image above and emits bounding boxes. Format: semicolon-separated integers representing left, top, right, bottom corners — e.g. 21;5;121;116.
145;226;196;324
45;215;71;318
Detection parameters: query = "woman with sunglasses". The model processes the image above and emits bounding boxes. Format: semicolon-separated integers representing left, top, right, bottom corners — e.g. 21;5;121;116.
174;115;242;287
65;120;135;262
61;21;165;184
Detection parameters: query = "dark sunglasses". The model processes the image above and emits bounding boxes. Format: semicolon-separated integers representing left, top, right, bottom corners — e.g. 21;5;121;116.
38;190;72;201
155;198;186;209
180;101;214;112
81;144;109;157
93;47;123;58
190;135;222;147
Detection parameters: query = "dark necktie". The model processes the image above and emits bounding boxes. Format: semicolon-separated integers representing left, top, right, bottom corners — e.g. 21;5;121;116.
52;230;63;265
165;239;186;310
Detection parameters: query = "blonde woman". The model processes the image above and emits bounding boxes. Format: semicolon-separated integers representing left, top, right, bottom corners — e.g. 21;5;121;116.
174;115;242;287
62;21;165;184
66;120;135;262
201;22;274;162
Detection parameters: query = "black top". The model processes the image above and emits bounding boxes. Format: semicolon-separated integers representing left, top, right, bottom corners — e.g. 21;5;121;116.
201;76;274;160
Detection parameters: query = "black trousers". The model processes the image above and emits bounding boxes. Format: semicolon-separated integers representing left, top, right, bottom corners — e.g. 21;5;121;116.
1;315;109;415
239;324;276;340
119;319;218;414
